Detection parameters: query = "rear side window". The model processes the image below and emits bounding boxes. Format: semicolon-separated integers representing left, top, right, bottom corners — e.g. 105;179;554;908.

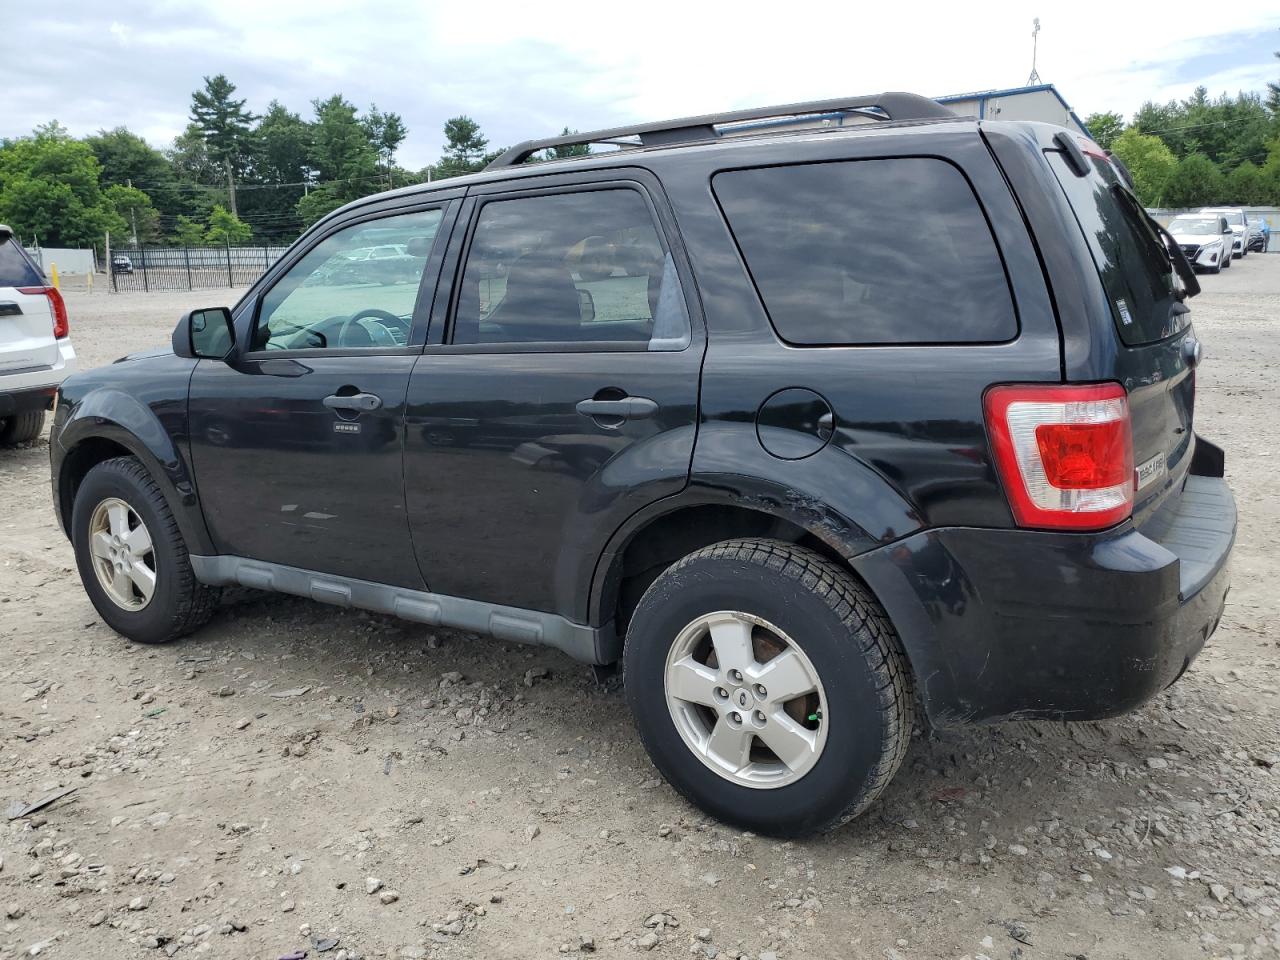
712;158;1017;345
452;187;690;350
1047;153;1178;346
0;238;43;286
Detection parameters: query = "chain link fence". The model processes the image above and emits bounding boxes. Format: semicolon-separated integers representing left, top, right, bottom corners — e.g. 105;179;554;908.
109;244;290;292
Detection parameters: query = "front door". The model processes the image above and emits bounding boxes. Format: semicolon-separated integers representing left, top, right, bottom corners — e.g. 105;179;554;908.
188;202;454;588
403;178;704;621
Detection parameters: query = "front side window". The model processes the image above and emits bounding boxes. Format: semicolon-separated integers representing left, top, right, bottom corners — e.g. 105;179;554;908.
253;208;443;351
452;188;690;349
713;158;1017;345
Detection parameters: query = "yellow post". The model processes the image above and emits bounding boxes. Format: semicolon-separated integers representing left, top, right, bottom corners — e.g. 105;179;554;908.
87;270;93;293
50;262;60;290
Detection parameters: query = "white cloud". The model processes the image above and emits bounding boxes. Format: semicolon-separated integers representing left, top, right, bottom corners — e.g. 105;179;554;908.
2;0;1277;168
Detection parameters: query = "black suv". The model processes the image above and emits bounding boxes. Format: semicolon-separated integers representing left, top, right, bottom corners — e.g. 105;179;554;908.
49;93;1235;835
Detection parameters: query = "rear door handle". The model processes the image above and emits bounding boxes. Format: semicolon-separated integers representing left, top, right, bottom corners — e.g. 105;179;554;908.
575;397;659;421
323;392;382;412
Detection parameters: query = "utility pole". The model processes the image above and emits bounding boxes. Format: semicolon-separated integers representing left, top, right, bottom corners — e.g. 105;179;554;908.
1027;17;1042;85
224;158;238;216
126;179;139;245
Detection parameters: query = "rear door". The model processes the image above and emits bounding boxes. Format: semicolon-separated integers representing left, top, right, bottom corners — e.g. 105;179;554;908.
0;236;58;373
403;172;704;622
1046;149;1195;520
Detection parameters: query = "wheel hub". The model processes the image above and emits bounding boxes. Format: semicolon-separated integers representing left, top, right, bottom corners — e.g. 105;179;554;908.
87;497;157;612
664;610;827;790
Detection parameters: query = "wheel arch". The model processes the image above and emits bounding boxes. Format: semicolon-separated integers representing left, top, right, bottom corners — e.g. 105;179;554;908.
589;484;910;659
55;391;214;555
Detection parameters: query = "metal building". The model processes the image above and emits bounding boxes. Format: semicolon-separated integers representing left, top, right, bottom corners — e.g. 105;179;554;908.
935;84;1091;137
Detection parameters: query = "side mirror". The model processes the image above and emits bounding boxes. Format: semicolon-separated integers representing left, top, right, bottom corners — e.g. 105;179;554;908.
173;307;236;360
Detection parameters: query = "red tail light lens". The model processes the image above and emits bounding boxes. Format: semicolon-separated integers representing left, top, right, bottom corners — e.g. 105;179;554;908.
984;383;1134;530
17;286;70;339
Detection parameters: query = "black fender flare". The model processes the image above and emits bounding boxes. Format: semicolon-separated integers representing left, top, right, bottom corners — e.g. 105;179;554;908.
54;389;214;555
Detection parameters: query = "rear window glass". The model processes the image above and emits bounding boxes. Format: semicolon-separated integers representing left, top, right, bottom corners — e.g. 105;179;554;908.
712;158;1016;345
0;238;43;286
1047;152;1179;346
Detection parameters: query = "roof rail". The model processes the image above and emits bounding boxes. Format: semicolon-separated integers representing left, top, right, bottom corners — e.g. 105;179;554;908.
486;92;957;169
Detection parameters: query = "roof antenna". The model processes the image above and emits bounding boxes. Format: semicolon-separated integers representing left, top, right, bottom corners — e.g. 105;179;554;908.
1027;17;1042;85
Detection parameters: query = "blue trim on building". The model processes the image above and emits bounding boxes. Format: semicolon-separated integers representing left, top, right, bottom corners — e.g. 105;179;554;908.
936;83;1092;138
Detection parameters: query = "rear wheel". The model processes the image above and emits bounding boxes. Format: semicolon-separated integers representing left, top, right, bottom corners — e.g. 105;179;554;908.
71;456;218;644
623;538;913;836
0;410;45;446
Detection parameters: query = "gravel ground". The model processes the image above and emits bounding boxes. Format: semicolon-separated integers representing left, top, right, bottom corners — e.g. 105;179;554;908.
2;260;1278;960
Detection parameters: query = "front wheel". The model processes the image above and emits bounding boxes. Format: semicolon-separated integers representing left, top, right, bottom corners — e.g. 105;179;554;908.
71;456;218;644
623;539;913;836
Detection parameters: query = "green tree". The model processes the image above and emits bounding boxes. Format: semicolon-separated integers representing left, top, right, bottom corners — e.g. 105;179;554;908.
249;101;313;239
1110;128;1177;205
1163;153;1225;208
85;127;182;217
308;94;378;193
546;127;591;160
436;116;489;177
1083;111;1124;150
103;184;160;243
172;214;205;246
295;187;347;227
204;204;251;244
190;74;257;215
0;122;126;246
1224;160;1266;205
362;104;408;187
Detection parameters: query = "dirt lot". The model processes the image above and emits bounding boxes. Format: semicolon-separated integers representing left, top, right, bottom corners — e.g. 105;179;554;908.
2;263;1278;960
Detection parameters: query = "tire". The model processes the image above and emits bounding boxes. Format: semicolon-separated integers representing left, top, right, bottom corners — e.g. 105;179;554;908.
1210;259;1222;274
623;538;913;836
71;456;218;644
0;410;45;446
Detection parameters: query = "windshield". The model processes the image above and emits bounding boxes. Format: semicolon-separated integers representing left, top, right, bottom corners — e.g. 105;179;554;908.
1170;218;1218;236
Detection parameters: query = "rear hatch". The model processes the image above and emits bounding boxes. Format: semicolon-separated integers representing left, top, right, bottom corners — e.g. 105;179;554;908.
1045;148;1196;525
0;234;60;373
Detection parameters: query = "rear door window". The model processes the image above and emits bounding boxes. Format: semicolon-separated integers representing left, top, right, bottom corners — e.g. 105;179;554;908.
712;158;1017;345
0;238;44;287
1047;153;1179;346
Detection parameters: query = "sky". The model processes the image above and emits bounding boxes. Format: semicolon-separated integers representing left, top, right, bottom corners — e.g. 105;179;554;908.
2;1;1278;170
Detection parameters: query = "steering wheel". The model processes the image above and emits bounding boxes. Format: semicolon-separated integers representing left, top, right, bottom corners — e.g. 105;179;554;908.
336;309;408;347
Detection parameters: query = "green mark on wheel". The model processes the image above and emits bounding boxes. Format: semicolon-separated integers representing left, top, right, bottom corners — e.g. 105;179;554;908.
807;710;822;724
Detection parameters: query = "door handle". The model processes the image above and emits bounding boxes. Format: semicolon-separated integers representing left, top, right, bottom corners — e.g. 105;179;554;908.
575;397;659;421
323;392;382;412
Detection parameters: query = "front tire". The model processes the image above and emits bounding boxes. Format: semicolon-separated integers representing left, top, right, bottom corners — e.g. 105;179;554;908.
71;456;218;644
0;410;45;446
623;539;913;836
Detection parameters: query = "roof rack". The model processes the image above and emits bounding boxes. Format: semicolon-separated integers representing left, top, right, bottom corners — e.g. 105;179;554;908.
486;92;957;169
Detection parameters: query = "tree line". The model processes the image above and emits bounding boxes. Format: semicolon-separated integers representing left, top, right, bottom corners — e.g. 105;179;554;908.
1085;55;1280;208
0;74;584;249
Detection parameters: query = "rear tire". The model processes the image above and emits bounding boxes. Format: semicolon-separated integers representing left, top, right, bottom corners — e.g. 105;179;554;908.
71;456;218;644
0;410;45;446
623;538;913;836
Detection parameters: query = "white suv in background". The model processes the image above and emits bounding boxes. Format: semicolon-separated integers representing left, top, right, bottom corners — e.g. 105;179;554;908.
0;225;76;445
1198;207;1249;259
1168;214;1233;273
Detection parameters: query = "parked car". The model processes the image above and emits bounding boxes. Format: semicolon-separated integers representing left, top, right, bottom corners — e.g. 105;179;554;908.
1248;216;1269;253
1198;207;1250;259
111;254;134;275
0;225;76;445
49;94;1235;836
1168;214;1233;273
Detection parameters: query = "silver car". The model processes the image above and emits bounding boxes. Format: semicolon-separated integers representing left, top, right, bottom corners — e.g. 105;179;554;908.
1198;207;1249;259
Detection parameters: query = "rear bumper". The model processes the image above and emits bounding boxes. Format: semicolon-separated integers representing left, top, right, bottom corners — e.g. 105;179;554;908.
853;446;1234;726
0;338;77;414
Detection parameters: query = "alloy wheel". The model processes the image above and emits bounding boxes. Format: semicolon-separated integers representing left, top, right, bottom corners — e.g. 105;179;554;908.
88;497;157;611
663;610;828;789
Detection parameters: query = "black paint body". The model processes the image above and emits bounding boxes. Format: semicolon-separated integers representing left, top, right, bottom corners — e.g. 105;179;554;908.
50;116;1235;726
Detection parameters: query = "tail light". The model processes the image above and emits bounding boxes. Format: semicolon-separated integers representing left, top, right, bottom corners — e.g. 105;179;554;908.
984;383;1133;530
17;286;69;339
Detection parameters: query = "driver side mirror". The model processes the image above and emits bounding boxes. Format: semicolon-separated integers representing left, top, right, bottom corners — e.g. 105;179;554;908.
173;307;236;360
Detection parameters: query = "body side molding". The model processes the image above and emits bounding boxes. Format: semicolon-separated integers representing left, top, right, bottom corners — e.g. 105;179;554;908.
189;555;610;664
